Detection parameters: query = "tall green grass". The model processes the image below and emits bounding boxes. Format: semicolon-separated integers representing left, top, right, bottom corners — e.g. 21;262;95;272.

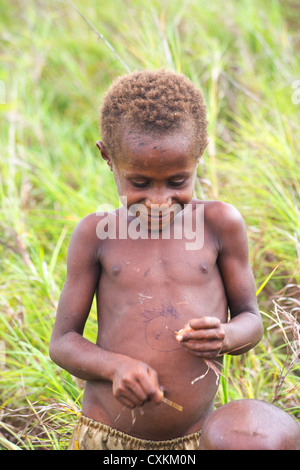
0;0;299;449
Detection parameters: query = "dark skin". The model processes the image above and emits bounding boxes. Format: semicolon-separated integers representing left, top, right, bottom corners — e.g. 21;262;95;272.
49;128;263;440
199;399;300;450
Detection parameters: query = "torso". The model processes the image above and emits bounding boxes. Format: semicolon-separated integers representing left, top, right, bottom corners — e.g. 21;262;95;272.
82;201;228;440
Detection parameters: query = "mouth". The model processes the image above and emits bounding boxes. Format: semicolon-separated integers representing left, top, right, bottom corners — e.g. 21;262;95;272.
146;211;177;233
147;212;171;221
127;204;183;231
129;210;172;231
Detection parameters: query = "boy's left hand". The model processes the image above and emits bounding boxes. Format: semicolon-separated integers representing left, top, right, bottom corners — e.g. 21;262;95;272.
176;317;225;359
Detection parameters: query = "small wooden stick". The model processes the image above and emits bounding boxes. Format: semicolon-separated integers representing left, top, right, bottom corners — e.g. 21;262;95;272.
161;395;183;412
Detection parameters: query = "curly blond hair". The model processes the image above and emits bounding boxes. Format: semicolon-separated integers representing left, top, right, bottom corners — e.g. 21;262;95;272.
100;69;208;158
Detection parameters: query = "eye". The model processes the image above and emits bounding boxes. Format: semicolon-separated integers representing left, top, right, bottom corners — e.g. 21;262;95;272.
131;180;150;188
168;179;186;187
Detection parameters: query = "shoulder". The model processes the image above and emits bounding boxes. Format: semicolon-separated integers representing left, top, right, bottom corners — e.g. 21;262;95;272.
72;209;119;234
70;209;121;248
71;212;102;241
192;199;247;249
65;214;103;273
192;199;244;226
206;200;244;228
68;212;111;257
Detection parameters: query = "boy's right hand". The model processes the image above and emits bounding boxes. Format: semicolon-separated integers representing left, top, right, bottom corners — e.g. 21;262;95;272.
112;358;162;409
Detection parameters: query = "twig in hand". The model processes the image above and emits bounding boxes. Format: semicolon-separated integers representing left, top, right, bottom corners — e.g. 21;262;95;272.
161;396;183;412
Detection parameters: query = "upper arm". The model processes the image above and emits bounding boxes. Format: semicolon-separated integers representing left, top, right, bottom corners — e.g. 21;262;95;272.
52;214;101;339
215;203;259;319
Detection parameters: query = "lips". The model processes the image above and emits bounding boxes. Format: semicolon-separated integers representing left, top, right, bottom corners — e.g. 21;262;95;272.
146;212;176;232
147;212;170;220
147;208;175;222
127;204;182;231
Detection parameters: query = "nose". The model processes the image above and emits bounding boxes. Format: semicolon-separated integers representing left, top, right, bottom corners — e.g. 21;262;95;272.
145;188;172;210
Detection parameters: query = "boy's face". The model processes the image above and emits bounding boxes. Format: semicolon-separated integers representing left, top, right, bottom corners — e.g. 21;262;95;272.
98;130;202;231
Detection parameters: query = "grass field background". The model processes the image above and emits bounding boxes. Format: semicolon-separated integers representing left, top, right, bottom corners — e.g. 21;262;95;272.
0;0;299;449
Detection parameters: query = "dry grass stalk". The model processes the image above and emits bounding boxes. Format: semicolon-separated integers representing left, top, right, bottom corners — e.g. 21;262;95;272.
267;298;300;402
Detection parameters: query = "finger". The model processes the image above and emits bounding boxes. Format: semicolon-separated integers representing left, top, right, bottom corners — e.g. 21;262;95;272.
188;337;222;349
117;386;147;408
139;368;162;404
114;379;147;406
181;340;222;356
188;350;221;359
130;375;150;398
189;317;221;330
114;385;137;408
129;380;153;405
177;327;224;343
176;318;221;341
180;339;222;354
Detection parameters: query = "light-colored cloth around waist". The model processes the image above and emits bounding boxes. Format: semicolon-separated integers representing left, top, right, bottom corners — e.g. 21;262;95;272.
69;413;201;450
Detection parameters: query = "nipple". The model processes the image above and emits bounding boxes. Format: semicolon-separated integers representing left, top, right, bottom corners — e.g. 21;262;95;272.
112;264;121;276
200;263;208;274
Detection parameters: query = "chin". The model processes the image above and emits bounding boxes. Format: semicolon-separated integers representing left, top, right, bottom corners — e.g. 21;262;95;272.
147;214;175;234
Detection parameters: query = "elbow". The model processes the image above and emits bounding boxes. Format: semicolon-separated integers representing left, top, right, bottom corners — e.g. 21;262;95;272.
49;337;59;365
49;335;65;367
49;329;78;369
246;312;264;351
254;311;264;344
246;310;264;348
257;319;264;346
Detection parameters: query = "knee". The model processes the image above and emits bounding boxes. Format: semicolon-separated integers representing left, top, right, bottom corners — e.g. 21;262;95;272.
199;399;300;450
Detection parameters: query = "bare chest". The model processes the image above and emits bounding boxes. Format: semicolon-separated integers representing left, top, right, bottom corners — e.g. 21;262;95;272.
96;235;227;361
99;236;218;288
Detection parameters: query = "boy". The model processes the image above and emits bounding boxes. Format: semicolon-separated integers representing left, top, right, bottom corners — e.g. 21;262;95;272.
49;69;263;450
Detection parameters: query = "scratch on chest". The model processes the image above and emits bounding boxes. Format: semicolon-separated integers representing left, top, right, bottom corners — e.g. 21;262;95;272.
176;296;188;306
138;293;153;304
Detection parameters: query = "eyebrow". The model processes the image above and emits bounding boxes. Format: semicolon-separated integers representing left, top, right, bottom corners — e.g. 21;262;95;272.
126;171;191;179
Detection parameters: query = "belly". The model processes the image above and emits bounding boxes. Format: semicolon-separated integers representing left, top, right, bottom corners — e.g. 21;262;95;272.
82;289;227;440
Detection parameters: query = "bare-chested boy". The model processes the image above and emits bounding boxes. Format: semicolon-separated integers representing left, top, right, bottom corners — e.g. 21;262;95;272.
49;69;263;450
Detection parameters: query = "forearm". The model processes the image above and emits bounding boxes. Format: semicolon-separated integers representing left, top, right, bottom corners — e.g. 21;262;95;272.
221;312;263;355
50;331;163;409
49;331;127;382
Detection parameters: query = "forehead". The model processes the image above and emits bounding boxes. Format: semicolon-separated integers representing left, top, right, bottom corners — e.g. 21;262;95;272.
115;129;197;173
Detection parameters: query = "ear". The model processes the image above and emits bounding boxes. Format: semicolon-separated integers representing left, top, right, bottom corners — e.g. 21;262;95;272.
96;141;113;171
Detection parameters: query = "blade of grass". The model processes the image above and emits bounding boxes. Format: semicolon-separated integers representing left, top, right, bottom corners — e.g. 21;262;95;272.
256;263;282;296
